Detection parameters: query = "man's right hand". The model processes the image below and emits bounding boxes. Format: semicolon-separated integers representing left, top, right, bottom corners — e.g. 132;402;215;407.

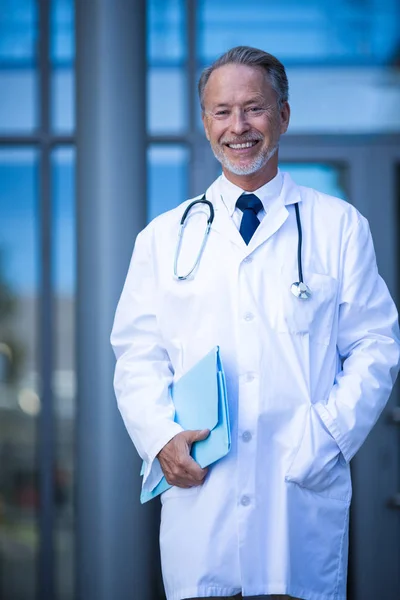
157;429;210;488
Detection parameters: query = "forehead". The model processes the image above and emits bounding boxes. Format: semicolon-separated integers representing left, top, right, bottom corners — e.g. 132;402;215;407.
203;63;276;106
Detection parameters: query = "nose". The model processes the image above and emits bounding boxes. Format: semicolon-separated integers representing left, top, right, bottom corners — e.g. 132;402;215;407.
230;108;250;136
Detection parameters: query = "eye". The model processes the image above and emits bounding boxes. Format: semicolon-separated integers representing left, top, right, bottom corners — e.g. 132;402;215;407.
247;106;264;113
214;109;229;117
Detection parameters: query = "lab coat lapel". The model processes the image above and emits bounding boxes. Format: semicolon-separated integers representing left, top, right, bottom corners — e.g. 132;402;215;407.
207;179;245;250
248;199;289;252
249;172;303;252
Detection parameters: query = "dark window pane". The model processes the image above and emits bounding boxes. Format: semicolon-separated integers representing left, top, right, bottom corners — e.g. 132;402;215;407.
148;145;189;221
0;0;38;132
0;147;39;600
51;146;76;600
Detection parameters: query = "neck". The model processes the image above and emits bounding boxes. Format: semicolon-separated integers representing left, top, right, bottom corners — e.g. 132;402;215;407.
222;156;279;192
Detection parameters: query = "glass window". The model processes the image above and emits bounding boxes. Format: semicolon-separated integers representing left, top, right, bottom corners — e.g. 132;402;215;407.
148;68;188;134
51;146;76;600
148;0;186;63
280;163;348;201
196;0;400;134
0;0;38;132
148;145;189;221
198;0;400;66
0;147;39;600
147;0;188;135
51;0;75;132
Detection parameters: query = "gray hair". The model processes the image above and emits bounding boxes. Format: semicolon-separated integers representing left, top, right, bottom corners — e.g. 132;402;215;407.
198;46;289;111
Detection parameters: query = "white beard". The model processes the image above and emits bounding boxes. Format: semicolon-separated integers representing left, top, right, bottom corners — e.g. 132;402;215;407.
211;142;278;176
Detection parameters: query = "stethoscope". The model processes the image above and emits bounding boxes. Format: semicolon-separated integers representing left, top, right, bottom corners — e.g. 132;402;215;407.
173;196;312;299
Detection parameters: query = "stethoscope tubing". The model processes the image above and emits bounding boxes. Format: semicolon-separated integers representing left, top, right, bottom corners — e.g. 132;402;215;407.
174;196;214;280
179;197;214;226
294;202;304;285
173;196;310;298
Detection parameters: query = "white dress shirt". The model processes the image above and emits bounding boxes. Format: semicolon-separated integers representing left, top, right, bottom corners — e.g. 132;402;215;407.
219;168;284;229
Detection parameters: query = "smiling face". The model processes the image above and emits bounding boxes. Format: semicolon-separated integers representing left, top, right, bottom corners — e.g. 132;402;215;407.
202;63;290;189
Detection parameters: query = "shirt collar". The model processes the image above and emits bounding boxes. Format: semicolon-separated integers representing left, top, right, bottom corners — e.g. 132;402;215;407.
219;169;284;217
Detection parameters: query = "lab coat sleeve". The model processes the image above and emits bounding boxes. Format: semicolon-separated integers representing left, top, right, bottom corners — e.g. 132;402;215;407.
110;225;184;493
313;214;400;463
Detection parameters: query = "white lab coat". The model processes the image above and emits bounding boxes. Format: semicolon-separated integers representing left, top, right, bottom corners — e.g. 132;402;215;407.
111;172;400;600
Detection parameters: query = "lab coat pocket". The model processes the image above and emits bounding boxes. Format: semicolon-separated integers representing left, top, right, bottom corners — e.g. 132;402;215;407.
285;405;351;502
278;271;339;346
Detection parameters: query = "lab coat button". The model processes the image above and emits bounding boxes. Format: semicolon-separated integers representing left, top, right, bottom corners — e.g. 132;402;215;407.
245;372;255;382
243;256;253;264
241;495;251;506
244;312;254;322
242;431;252;442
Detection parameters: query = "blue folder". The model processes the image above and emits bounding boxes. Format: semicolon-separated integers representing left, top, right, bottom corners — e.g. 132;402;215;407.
140;346;231;503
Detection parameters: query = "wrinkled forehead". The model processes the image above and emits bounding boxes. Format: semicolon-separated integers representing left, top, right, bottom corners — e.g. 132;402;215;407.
203;63;277;108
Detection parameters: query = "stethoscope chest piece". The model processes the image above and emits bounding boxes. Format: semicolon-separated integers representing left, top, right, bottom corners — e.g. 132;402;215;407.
291;281;312;300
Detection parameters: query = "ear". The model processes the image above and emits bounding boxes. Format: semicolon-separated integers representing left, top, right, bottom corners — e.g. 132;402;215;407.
202;112;211;141
279;102;290;135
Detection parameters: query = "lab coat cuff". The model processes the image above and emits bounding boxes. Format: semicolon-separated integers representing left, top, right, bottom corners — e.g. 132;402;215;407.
142;422;184;492
313;402;352;463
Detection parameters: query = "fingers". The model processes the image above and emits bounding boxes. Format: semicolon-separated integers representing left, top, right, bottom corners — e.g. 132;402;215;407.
167;466;208;489
165;454;208;488
157;429;210;488
184;428;210;444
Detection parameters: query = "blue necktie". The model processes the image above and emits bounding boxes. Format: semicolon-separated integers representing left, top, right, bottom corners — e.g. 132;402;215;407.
236;193;263;244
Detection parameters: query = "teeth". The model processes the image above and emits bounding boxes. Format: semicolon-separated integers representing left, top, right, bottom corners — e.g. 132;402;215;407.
228;142;257;149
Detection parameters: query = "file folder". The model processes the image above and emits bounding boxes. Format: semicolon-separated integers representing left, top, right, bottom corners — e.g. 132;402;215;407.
140;346;231;503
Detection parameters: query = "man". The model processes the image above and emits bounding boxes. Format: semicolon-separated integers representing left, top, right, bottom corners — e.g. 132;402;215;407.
111;46;400;600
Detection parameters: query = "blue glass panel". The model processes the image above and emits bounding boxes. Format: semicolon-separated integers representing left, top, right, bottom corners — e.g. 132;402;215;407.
0;0;37;62
51;0;75;132
198;0;400;66
148;67;187;134
51;146;75;600
148;0;186;64
0;147;39;600
280;163;348;200
0;149;39;292
52;147;75;296
148;0;187;134
148;145;189;221
52;67;75;133
51;0;75;63
0;69;37;132
0;0;38;132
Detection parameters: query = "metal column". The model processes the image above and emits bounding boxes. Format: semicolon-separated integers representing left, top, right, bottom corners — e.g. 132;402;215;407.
75;2;161;599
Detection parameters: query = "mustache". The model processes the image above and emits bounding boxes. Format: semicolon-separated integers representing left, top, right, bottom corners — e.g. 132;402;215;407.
220;133;263;145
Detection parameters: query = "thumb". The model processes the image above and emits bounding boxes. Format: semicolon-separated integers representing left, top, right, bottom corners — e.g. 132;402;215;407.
186;428;210;444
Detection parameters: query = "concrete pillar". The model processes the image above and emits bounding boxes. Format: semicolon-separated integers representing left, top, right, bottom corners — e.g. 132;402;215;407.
75;2;162;599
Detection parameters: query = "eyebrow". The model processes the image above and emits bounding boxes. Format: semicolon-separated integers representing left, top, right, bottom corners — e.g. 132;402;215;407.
211;97;266;109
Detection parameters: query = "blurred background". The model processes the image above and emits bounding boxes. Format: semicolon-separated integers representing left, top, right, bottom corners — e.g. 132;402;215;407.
0;0;399;599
